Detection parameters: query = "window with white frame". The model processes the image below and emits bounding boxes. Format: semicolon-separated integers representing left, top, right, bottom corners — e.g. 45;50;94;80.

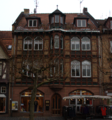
28;20;37;27
1;87;6;93
71;60;80;77
0;61;2;76
22;65;32;77
34;37;43;50
54;35;59;48
71;37;80;50
77;20;86;27
110;21;112;29
55;15;59;23
23;37;32;50
82;60;91;77
81;37;91;50
110;41;112;53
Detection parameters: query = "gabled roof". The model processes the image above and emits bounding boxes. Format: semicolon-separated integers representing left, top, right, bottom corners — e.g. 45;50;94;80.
0;41;10;58
50;9;66;16
104;17;112;25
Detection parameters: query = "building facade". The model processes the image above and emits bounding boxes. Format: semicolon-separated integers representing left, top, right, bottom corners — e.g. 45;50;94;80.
9;7;112;117
0;31;12;115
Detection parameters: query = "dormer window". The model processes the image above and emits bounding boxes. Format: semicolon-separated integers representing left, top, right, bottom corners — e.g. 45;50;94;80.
77;20;86;27
55;15;59;23
28;20;37;27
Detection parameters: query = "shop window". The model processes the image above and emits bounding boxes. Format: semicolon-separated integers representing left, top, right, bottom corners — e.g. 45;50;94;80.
82;60;91;77
28;20;37;27
0;97;6;113
71;60;80;77
77;20;86;27
0;61;2;76
1;87;6;93
21;90;44;112
23;37;32;50
71;37;80;51
81;37;91;50
34;37;43;50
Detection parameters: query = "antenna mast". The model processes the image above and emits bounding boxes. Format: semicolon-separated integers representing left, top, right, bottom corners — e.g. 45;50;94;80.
34;0;38;13
80;0;84;13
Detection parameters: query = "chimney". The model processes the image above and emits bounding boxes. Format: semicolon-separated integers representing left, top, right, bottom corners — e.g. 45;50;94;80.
24;9;29;14
83;7;87;13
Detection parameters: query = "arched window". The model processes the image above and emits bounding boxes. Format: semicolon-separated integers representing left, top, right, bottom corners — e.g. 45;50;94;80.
23;37;32;50
71;37;80;50
34;37;43;50
71;60;80;77
82;60;91;77
81;37;91;50
54;35;59;49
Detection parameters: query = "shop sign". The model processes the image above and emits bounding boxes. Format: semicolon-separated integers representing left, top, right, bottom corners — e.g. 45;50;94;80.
12;101;18;110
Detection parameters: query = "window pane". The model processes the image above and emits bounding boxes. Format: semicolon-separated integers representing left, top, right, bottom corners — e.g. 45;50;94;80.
54;36;59;48
25;44;27;49
39;44;42;50
55;15;59;23
76;66;80;76
50;37;53;49
29;20;32;26
76;44;80;50
72;44;75;50
29;44;32;49
33;20;36;26
77;20;81;27
110;41;112;53
82;20;86;27
83;69;86;76
60;17;63;24
51;17;54;23
60;37;63;49
72;69;75;76
87;66;90;76
35;44;38;50
87;44;90;50
82;44;85;50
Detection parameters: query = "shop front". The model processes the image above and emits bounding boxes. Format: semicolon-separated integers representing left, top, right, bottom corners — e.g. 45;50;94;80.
20;90;44;113
69;90;93;113
0;94;6;113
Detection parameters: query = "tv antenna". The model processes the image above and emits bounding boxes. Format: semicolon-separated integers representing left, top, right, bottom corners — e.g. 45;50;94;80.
80;0;84;13
34;0;39;13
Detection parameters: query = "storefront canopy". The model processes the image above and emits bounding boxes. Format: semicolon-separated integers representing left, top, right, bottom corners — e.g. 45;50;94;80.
0;94;6;98
63;95;112;100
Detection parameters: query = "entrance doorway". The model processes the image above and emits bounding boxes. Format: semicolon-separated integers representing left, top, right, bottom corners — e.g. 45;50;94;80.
52;94;61;114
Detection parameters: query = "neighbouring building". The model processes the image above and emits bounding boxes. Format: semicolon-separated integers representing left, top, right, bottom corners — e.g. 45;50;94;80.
0;31;12;115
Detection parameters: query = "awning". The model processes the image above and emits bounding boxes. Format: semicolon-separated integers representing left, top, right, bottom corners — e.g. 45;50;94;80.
0;94;6;98
63;95;112;100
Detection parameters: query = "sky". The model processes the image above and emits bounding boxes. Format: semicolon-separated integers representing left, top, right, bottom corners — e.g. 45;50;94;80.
0;0;112;30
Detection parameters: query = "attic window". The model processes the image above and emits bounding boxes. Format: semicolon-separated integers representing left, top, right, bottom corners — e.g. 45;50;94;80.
7;45;12;50
77;20;86;27
28;20;37;27
55;15;59;23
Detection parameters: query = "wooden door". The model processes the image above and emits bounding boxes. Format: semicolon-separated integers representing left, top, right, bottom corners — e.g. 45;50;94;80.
52;94;61;114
